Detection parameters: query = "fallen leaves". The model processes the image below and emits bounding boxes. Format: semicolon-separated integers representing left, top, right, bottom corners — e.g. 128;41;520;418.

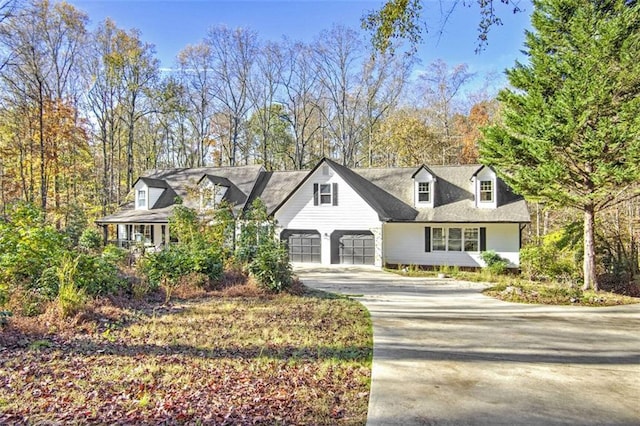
0;292;372;424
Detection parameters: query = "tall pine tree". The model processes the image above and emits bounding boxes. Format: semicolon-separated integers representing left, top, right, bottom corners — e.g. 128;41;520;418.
480;0;640;290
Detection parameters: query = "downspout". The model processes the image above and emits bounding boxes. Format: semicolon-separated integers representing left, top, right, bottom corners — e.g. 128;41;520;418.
519;223;527;249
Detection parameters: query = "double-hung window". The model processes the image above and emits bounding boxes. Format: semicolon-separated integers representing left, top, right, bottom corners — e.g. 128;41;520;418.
480;180;493;202
432;228;446;251
464;228;479;251
447;228;462;251
418;182;430;202
319;184;332;205
137;190;146;208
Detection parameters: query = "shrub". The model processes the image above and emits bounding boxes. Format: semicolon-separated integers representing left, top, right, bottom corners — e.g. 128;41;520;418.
55;255;87;318
102;245;128;265
0;204;68;290
248;239;292;292
79;228;103;252
520;229;579;280
140;245;193;303
0;282;8;306
480;250;509;275
236;199;272;265
75;254;127;296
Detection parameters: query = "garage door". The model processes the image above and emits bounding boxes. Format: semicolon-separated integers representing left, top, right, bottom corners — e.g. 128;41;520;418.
282;230;321;263
335;232;375;265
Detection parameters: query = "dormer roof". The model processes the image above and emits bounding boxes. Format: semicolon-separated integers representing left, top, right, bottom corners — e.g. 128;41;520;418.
411;165;437;179
136;177;170;188
471;165;494;179
197;174;233;187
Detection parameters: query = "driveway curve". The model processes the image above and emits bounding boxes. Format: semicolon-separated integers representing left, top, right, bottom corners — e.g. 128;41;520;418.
295;266;640;426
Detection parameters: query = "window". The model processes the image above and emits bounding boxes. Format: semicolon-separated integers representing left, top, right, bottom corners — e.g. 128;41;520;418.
418;182;430;202
432;228;446;251
448;228;462;251
319;184;332;205
431;227;481;252
200;185;220;209
137;190;146;208
464;228;479;251
480;180;493;202
314;182;337;206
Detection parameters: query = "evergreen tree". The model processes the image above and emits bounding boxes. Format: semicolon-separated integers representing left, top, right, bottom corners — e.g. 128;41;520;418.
480;0;640;290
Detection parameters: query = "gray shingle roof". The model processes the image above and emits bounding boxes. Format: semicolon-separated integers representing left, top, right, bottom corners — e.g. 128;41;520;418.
97;160;529;225
355;164;529;222
96;165;264;224
245;170;308;214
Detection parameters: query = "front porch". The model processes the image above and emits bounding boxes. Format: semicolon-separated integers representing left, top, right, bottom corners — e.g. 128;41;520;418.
97;222;171;251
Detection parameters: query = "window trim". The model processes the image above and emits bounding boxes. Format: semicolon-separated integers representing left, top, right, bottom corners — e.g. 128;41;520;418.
417;181;431;203
137;189;147;208
479;180;493;202
431;226;481;252
319;183;332;205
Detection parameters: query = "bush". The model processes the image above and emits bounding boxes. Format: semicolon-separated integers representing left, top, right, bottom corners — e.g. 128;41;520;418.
520;229;579;281
140;245;194;303
248;240;292;292
75;254;127;296
0;204;68;290
480;250;509;275
79;228;103;252
102;245;129;265
55;255;87;318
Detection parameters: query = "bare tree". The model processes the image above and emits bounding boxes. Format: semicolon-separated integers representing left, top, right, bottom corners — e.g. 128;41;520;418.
276;39;324;170
206;26;257;166
416;59;475;164
177;42;214;166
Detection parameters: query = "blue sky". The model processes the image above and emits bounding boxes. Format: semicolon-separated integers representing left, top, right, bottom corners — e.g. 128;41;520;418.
72;0;532;88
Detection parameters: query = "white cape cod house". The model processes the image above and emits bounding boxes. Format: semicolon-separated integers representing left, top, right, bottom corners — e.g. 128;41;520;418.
96;158;530;269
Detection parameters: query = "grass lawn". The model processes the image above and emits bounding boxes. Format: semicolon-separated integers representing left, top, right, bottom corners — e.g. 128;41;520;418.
0;287;372;424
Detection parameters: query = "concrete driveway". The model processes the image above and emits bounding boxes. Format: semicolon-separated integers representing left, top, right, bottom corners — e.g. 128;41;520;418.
295;266;640;426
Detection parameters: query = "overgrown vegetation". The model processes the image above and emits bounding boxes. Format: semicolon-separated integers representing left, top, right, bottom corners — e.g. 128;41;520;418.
0;286;372;424
0;200;372;424
0;203;126;317
388;259;640;307
483;280;638;306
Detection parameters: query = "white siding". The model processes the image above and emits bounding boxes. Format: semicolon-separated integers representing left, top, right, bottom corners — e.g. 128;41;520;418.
149;187;164;209
413;168;435;208
133;181;148;210
275;165;383;265
383;222;521;267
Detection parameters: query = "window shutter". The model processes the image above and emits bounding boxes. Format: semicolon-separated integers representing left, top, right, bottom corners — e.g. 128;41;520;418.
313;183;319;206
424;227;431;252
332;183;338;206
150;225;155;244
480;227;486;251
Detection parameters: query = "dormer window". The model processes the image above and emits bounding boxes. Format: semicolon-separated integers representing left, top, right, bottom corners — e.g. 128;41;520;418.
137;190;146;208
480;180;493;202
412;165;436;208
418;182;431;202
200;184;228;209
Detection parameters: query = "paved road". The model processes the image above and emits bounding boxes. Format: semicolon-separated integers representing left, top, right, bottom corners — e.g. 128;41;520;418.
295;266;640;426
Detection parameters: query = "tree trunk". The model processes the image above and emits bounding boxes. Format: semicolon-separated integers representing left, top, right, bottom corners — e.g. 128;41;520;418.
583;205;598;291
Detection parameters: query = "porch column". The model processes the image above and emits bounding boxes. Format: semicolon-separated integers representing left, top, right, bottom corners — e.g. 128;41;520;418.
164;224;170;246
102;224;108;246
